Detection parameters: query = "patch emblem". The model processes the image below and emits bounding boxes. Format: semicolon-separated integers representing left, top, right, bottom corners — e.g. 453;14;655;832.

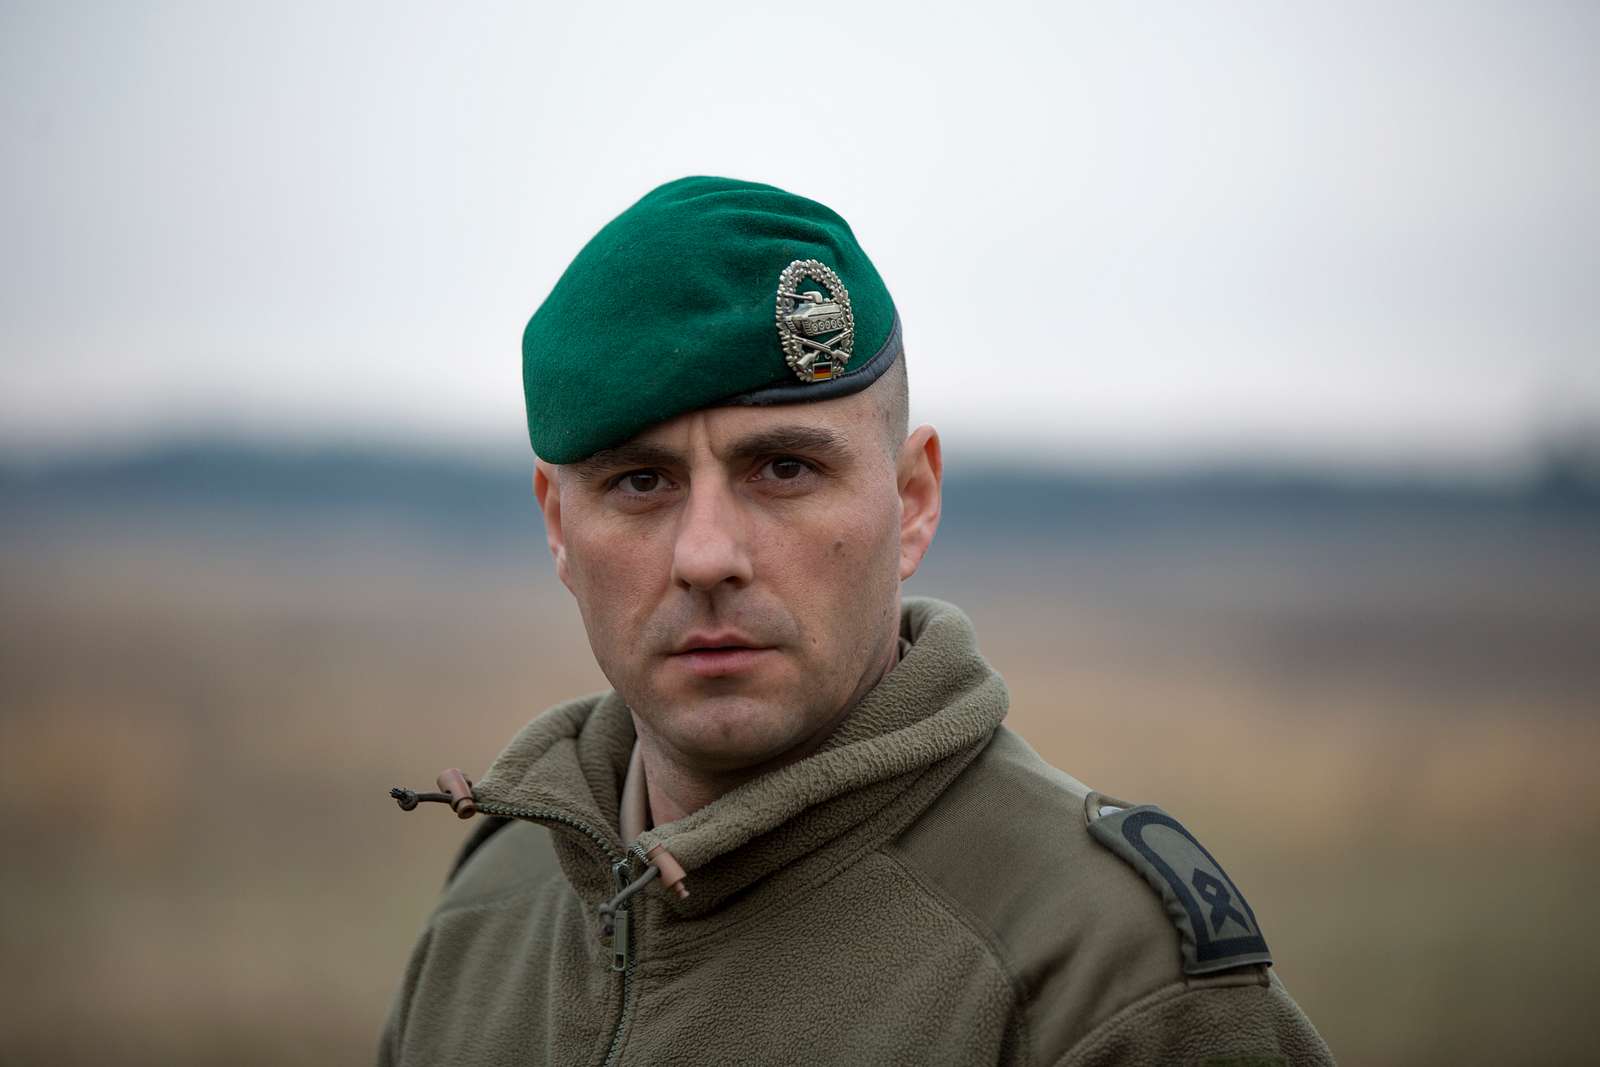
775;259;855;383
1087;801;1272;975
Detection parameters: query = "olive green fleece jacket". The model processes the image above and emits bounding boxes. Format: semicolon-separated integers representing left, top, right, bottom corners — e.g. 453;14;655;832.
381;598;1333;1066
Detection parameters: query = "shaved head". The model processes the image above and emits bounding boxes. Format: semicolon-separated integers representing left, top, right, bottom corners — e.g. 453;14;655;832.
872;352;910;454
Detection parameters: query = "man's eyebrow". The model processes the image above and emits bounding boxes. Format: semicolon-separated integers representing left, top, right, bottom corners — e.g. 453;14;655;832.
566;442;684;483
566;426;852;482
725;426;851;463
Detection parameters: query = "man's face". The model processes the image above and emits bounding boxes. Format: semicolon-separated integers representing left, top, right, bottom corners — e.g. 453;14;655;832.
536;389;939;774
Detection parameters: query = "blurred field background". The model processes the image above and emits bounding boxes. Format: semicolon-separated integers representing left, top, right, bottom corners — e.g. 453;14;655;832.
2;447;1597;1065
7;3;1600;1064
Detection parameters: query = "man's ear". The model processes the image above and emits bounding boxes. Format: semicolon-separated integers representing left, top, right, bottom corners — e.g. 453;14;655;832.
895;425;942;581
533;461;572;591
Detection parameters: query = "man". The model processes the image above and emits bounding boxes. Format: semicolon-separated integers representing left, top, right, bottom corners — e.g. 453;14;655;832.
382;176;1333;1065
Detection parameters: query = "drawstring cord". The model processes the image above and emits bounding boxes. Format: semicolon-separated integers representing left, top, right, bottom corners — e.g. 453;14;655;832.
389;768;477;819
599;864;661;937
643;843;690;900
389;767;692;909
598;845;690;942
390;787;452;808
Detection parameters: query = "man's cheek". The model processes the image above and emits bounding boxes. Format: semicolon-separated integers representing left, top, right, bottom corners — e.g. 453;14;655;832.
571;534;643;595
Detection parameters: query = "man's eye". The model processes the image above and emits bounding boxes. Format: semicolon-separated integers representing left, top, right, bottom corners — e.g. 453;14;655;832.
763;457;811;481
622;471;663;493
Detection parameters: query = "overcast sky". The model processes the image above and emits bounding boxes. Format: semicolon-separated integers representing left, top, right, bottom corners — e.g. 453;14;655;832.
2;1;1595;475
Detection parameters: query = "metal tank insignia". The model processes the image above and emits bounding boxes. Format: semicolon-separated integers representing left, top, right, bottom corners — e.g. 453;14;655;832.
775;259;855;383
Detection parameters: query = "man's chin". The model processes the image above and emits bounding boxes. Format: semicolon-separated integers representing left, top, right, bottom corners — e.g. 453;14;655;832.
646;694;816;774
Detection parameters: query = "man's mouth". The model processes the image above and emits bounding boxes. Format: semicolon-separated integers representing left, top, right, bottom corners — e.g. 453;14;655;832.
669;633;774;678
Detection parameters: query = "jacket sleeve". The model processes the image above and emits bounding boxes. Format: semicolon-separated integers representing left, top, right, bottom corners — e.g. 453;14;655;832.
377;926;433;1067
1053;969;1335;1067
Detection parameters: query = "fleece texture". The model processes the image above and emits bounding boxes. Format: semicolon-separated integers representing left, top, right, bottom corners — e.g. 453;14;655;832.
381;598;1334;1066
521;175;899;463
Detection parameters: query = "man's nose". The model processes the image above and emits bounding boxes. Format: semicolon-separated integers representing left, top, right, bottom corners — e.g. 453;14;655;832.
670;478;753;591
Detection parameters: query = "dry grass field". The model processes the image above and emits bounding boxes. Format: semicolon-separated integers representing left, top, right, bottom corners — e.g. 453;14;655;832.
2;464;1597;1066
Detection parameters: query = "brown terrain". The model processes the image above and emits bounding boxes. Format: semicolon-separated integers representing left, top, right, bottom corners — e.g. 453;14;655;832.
2;459;1597;1065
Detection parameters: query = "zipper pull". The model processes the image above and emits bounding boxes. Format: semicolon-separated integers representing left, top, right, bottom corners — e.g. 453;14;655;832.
598;851;681;971
605;858;633;972
609;910;631;972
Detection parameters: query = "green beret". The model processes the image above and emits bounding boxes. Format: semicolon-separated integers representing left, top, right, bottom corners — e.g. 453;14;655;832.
521;176;901;463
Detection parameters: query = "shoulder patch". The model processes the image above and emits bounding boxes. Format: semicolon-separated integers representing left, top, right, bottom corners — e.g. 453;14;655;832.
1086;799;1272;975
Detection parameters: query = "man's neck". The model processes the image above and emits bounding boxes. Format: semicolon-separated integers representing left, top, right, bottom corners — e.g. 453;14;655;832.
636;749;736;829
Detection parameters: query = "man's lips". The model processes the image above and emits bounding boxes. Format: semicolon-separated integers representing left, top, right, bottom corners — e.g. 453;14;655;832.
667;634;775;678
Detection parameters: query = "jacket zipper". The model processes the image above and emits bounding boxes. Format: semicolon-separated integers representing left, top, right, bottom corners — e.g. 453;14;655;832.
471;800;639;1066
602;857;640;1067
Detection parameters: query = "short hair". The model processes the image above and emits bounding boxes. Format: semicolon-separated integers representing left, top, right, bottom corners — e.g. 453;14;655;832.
875;351;910;454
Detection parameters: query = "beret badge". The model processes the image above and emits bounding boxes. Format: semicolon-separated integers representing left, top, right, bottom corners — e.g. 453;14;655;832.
775;259;855;383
